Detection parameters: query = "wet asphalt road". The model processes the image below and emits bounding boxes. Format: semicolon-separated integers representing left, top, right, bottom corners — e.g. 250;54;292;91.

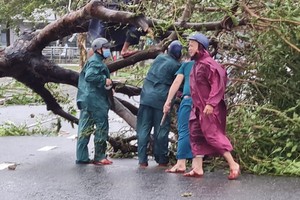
0;136;300;200
0;82;299;200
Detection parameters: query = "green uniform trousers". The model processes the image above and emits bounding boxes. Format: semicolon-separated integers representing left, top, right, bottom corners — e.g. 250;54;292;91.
137;104;170;165
76;108;109;162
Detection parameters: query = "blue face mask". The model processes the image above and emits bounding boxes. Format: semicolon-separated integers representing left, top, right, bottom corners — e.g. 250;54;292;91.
102;49;111;58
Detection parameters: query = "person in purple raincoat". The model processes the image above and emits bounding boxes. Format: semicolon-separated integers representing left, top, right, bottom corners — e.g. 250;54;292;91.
184;33;240;180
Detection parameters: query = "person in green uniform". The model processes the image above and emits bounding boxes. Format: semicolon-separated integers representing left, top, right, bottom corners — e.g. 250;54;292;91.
137;40;183;167
76;37;113;165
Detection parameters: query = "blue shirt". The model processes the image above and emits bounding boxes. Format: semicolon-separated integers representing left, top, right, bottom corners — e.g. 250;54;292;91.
175;61;194;97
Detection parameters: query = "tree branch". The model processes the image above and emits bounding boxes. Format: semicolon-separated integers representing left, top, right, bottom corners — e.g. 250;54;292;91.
27;0;149;52
108;45;162;72
148;18;247;32
241;2;300;26
113;81;141;97
16;75;78;124
25;0;249;54
115;96;138;116
32;58;79;86
111;97;137;130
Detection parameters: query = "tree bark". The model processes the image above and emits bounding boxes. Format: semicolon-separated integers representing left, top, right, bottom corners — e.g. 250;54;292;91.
77;33;87;69
0;0;151;124
0;0;247;128
0;0;251;152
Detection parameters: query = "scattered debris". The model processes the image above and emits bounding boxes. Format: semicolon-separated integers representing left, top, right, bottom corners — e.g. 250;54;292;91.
27;117;58;128
0;162;17;170
8;164;17;170
58;130;70;136
67;134;77;140
181;192;192;197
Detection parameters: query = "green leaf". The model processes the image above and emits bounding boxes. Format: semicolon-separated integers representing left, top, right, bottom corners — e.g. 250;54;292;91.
271;147;283;154
291;145;298;152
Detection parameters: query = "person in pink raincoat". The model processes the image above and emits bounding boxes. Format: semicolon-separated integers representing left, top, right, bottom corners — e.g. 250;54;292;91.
184;33;240;180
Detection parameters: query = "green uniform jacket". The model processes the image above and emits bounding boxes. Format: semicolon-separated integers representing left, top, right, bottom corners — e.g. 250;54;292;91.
76;52;110;111
140;53;181;110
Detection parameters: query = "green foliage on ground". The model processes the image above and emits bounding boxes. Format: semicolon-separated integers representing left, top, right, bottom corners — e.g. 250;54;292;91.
223;1;300;176
0;120;61;137
0;79;74;137
227;103;300;176
0;80;71;105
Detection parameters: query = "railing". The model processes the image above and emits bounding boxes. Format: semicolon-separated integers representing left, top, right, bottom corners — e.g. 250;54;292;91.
42;46;80;64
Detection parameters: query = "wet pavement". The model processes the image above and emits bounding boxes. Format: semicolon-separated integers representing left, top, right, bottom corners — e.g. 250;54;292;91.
0;91;140;137
1;80;300;200
0;136;300;200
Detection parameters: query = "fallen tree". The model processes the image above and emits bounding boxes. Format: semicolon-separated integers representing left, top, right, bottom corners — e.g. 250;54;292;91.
0;0;299;175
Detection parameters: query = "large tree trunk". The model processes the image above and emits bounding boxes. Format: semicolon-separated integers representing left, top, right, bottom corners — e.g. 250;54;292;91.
0;0;153;125
0;0;249;153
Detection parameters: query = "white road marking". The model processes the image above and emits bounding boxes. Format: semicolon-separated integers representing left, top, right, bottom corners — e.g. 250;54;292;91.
37;146;57;151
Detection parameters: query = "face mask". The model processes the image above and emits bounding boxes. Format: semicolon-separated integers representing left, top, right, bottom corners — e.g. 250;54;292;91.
102;49;111;58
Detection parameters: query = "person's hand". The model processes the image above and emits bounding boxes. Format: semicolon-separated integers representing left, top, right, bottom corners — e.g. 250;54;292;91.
147;27;154;39
203;104;214;115
106;78;112;86
163;101;171;114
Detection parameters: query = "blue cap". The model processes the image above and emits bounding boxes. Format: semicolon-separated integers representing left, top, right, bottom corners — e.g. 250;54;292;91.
168;40;183;59
188;33;209;49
